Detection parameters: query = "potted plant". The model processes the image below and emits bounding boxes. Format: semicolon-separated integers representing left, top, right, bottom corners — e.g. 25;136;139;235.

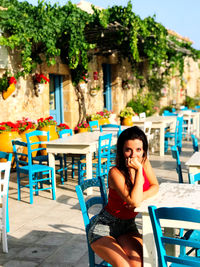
74;121;89;133
0;121;20;162
119;107;135;126
56;123;70;133
96;109;112;125
16;118;38;158
0;72;17;100
33;73;50;96
90;86;101;96
37;116;58;154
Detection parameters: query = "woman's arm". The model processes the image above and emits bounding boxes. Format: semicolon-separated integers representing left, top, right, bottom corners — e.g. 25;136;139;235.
108;158;159;208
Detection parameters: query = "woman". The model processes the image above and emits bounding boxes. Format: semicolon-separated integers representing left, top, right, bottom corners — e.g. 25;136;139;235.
88;126;159;267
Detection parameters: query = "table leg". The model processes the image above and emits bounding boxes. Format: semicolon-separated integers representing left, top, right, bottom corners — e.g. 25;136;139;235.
48;152;56;194
159;126;164;156
142;213;157;267
86;152;93;195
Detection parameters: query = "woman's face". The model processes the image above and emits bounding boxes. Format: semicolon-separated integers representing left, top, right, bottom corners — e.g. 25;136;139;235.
123;139;144;162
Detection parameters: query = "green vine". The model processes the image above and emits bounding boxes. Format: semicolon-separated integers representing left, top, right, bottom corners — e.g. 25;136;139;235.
0;0;199;90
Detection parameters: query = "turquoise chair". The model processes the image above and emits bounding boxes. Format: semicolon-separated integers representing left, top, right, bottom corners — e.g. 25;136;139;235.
89;120;99;132
191;134;199;152
78;133;112;185
12;138;56;204
162;110;177;116
100;124;121;167
170;146;183;183
59;129;83;181
75;177;111;267
165;115;183;153
0;152;12;233
26;130;64;184
148;206;200;266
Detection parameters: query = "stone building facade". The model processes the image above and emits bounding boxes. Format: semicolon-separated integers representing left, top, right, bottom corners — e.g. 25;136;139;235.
0;45;200;129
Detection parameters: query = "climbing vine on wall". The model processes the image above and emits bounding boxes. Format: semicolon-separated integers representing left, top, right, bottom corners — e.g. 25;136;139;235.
0;0;200;99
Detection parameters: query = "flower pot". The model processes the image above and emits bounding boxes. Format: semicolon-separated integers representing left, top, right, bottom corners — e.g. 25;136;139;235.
0;131;20;163
90;89;98;96
122;117;133;126
98;118;110;125
38;125;59;155
78;128;88;133
2;83;16;100
20;128;39;160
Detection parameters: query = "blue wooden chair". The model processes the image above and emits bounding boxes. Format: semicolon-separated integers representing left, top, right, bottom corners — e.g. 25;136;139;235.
89;120;99;132
148;206;200;267
75;177;111;267
165;115;183;153
12;139;56;204
162;110;177;116
59;129;84;181
170;146;184;183
0;152;12;233
79;133;112;185
191;134;199;152
26;130;64;184
100;124;121;167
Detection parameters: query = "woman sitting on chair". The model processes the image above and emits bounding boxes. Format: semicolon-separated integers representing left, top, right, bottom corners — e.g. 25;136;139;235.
88;126;159;267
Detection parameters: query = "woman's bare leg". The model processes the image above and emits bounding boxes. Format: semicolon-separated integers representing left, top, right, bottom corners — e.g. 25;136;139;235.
117;232;143;267
91;236;133;267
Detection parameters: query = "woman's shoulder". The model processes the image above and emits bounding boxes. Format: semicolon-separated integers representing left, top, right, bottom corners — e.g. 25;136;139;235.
109;166;125;186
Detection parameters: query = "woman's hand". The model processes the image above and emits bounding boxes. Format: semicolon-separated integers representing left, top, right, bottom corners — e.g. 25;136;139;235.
126;156;143;171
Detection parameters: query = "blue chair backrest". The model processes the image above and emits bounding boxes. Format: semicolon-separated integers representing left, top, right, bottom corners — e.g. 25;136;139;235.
148;205;200;267
59;129;73;138
26;130;50;161
191;134;199;152
171;146;183;183
195;105;200;109
89;120;99;132
0;152;12;162
98;133;112;176
100;124;121;132
75;177;110;267
162;110;177;116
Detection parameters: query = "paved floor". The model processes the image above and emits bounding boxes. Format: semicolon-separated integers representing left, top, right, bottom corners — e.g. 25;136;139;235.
0;140;194;266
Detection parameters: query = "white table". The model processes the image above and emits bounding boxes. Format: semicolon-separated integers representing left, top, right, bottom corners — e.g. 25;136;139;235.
46;131;117;191
185;151;200;175
131;116;177;156
135;182;200;267
179;111;200;138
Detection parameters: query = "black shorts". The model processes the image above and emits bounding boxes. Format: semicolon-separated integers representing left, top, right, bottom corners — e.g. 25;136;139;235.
88;208;139;245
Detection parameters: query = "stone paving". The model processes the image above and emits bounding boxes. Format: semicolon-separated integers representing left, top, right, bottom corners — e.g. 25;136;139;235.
0;140;194;266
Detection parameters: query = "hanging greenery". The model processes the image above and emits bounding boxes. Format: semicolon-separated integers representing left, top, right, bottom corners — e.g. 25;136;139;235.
0;0;199;89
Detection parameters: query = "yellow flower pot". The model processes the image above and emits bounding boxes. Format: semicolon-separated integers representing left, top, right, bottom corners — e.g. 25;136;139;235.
0;131;20;163
78;128;88;133
38;125;59;155
98;118;110;125
122;117;133;126
2;83;16;100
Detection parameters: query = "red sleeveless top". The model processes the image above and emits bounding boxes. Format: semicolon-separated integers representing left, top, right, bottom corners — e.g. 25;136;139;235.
105;168;150;219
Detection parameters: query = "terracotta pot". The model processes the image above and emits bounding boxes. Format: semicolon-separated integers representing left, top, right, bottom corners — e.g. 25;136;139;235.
98;118;110;125
2;83;16;100
78;128;88;133
20;128;39;160
38;125;59;155
0;131;20;162
122;117;133;126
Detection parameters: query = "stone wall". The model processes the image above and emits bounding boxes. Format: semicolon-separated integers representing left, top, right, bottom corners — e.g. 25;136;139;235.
0;48;200;129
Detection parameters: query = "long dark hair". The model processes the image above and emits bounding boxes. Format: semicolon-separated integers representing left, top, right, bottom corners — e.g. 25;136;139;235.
116;126;148;191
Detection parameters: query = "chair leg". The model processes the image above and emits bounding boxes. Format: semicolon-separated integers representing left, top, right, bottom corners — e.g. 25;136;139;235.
64;155;68;181
2;224;8;253
29;175;34;204
51;169;56;200
17;172;21;201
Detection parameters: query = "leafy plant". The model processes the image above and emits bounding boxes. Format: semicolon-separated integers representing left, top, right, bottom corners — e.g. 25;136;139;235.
127;93;157;116
37;116;57;128
119;107;135;118
184;96;198;109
